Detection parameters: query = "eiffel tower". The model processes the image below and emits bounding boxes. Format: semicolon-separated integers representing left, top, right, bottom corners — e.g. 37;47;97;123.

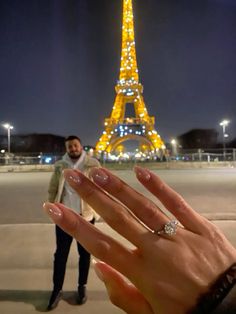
95;0;165;155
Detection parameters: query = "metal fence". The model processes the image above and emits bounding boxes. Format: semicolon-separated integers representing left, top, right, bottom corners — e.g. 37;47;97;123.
167;148;236;163
0;153;63;166
0;148;235;166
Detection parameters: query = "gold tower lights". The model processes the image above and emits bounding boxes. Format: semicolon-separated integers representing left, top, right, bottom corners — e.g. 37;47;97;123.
95;0;165;155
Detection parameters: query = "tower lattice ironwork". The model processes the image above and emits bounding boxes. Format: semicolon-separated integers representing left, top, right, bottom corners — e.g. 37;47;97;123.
95;0;165;155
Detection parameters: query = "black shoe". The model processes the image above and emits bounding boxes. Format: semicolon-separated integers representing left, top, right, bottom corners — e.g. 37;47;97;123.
77;285;87;305
47;290;62;311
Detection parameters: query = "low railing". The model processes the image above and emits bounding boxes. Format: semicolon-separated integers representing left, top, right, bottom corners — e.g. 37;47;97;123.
167;149;236;163
0;153;63;166
0;148;235;166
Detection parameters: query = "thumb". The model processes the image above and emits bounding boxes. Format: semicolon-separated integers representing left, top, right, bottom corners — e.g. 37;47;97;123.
94;261;153;314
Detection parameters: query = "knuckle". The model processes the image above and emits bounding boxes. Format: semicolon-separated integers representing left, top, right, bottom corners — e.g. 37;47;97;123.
66;218;80;236
206;222;225;242
156;182;166;192
142;200;159;221
106;207;130;226
175;196;188;213
94;240;111;259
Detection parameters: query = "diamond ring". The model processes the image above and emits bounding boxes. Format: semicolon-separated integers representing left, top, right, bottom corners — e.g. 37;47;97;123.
155;220;178;236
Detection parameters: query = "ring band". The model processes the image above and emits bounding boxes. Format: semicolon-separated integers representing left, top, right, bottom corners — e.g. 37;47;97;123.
155;220;178;236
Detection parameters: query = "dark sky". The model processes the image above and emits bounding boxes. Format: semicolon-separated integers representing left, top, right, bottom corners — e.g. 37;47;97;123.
0;0;236;146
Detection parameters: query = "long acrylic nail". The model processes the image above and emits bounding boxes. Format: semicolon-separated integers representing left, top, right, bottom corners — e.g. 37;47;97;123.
91;168;109;186
43;202;63;221
64;169;82;185
134;166;151;181
93;261;105;282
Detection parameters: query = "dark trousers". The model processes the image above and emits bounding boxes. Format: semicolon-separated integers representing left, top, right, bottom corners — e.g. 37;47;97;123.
52;218;95;291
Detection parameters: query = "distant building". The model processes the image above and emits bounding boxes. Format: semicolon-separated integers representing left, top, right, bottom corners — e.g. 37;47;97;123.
229;138;236;148
0;133;98;154
0;133;65;153
177;129;218;149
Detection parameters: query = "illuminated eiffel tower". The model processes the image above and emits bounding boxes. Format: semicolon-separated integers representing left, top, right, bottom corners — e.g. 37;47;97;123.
95;0;165;155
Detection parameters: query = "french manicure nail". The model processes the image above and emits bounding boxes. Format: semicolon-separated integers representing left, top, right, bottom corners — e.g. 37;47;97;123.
43;203;63;221
64;169;82;185
134;166;151;181
94;262;105;282
91;168;109;186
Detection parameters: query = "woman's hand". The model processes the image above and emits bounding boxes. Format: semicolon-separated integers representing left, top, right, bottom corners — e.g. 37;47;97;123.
43;166;236;314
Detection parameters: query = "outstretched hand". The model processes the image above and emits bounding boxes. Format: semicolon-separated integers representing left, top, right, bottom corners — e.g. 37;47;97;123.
43;166;236;314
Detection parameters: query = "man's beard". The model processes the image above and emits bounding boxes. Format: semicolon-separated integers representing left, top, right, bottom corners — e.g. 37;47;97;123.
68;152;81;160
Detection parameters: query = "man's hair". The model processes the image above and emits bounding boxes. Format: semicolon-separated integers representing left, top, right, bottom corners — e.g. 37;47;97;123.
65;135;81;144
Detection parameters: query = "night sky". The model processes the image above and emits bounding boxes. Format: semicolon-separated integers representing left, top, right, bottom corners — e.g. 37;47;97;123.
0;0;236;146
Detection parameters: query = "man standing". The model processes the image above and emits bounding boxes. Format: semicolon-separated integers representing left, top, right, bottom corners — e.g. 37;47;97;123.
47;135;100;311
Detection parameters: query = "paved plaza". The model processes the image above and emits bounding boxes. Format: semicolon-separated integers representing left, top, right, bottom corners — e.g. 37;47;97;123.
0;168;236;313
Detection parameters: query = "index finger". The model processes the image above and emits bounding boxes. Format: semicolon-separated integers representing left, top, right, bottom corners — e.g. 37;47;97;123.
43;202;138;280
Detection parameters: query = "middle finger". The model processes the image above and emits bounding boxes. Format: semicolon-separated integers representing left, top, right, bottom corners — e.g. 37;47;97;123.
90;167;169;232
63;169;148;247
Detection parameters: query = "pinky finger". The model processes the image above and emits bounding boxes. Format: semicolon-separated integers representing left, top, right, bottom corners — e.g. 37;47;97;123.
94;261;153;314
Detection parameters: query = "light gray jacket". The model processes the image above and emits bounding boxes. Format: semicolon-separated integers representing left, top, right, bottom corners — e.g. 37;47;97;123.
48;152;100;221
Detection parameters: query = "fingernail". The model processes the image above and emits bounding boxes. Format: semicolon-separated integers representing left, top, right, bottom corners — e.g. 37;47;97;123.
43;202;63;221
91;168;109;186
134;166;151;181
93;261;105;282
64;169;82;185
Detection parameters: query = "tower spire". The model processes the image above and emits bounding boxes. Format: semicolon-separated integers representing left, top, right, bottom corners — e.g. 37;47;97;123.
119;0;139;83
95;0;165;155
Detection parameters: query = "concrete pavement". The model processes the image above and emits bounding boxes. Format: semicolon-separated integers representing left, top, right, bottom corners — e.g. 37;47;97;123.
0;222;132;314
1;169;236;224
0;220;236;314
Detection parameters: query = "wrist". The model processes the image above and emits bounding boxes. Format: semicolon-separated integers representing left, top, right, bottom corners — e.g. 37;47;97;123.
188;263;236;314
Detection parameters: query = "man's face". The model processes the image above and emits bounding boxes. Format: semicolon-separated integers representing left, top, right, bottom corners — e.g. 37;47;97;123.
65;139;82;159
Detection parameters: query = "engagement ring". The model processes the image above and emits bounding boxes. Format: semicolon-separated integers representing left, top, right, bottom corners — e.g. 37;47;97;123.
155;220;178;236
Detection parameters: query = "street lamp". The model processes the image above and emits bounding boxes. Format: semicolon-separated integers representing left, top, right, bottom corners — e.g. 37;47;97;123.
219;120;230;160
2;123;14;154
171;139;177;157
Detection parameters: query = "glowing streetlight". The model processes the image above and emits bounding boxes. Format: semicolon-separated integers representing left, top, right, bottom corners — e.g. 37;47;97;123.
219;120;230;160
2;123;14;153
171;139;177;156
